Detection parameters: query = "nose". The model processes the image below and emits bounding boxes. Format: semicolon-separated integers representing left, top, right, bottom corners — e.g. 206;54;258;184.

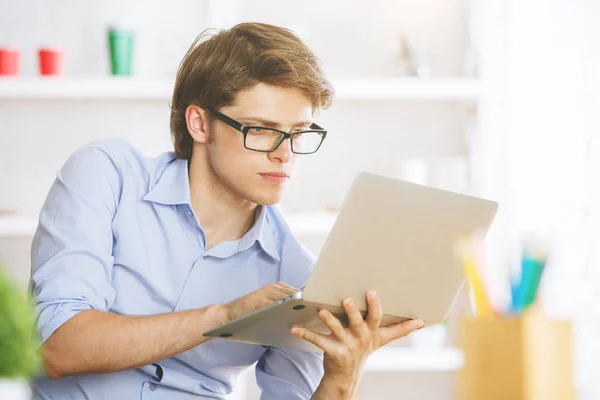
268;137;293;164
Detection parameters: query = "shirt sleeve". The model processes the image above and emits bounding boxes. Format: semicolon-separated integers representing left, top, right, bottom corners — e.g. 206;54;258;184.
30;141;122;343
255;346;324;400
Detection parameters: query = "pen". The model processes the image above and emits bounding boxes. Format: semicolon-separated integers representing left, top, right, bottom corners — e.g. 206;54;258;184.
512;249;546;313
456;237;494;317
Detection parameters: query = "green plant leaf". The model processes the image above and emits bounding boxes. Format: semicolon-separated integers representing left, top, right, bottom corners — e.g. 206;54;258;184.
0;267;41;378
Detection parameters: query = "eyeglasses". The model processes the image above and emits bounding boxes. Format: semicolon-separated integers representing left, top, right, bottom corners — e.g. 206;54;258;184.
203;107;327;154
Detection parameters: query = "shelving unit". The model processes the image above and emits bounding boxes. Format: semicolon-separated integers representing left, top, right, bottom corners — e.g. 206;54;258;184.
0;1;535;399
0;77;481;103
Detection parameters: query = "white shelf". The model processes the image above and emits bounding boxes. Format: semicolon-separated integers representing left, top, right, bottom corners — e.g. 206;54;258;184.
0;215;38;238
0;77;481;102
363;347;464;372
333;77;481;102
0;77;175;101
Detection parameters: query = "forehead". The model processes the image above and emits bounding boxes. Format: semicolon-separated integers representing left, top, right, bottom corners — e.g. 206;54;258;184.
227;83;314;122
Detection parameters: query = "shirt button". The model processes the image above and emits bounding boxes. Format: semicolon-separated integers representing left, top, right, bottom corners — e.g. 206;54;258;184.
202;255;208;260
149;383;157;391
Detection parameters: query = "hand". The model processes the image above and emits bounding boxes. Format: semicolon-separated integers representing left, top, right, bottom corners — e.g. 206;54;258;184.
224;282;298;322
291;291;424;382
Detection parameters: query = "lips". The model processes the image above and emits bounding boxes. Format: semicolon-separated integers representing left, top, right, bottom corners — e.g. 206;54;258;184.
260;172;289;177
259;172;290;184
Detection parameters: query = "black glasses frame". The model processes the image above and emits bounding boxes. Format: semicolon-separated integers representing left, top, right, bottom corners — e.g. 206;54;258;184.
203;106;327;154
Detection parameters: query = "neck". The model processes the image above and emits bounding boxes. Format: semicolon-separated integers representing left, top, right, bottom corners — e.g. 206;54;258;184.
188;151;258;250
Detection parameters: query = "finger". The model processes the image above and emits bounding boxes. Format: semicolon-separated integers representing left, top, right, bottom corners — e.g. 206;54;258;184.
318;309;346;340
365;290;383;330
379;319;425;346
256;298;273;309
290;326;331;351
343;297;367;334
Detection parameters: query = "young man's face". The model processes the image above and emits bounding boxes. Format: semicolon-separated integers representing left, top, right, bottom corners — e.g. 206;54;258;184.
206;83;314;206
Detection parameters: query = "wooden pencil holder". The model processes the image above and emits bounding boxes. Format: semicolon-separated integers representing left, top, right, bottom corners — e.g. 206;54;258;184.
458;309;574;400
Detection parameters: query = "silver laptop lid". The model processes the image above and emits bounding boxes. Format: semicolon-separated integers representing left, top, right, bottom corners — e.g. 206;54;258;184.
302;172;498;324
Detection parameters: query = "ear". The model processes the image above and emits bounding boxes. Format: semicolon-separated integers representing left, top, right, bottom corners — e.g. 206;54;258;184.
185;104;211;144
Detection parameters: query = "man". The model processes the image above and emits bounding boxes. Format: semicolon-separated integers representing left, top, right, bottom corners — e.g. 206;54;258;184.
30;22;424;399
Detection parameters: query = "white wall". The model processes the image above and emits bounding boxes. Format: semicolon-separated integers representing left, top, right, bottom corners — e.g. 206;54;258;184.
579;1;600;398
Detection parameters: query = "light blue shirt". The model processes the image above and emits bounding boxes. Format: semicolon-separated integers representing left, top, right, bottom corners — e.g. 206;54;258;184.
30;139;324;399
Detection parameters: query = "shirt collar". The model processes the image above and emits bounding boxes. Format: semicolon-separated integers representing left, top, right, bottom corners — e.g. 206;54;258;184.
143;157;280;261
239;205;280;261
143;157;191;206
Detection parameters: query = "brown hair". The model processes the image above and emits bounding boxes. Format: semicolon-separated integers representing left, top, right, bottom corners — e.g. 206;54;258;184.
170;22;334;160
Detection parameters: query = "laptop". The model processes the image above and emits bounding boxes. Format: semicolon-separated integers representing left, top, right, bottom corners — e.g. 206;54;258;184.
203;172;498;352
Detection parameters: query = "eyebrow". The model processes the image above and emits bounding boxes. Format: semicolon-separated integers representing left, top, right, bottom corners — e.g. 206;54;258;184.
238;117;313;128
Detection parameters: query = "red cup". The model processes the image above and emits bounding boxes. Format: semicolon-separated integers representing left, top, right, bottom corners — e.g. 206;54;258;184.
0;48;20;76
38;48;64;76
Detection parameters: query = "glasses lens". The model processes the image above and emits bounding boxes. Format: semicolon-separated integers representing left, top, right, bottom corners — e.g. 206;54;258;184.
245;128;284;151
292;131;324;154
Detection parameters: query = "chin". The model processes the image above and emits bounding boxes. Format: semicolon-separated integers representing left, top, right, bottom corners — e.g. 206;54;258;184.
251;190;284;206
